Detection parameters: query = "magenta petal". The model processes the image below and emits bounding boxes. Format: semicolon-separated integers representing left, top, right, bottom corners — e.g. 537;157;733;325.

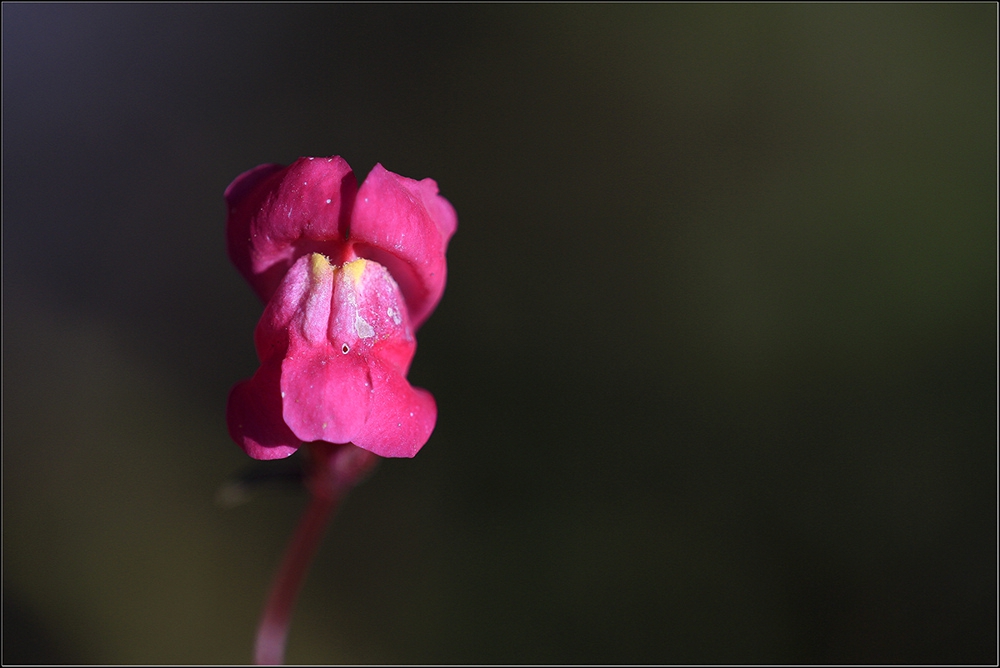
351;357;437;458
280;337;371;444
226;156;358;303
350;164;457;329
224;162;286;211
227;362;302;460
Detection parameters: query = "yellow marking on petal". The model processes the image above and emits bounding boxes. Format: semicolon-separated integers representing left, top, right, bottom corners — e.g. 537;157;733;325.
342;258;368;286
309;253;331;281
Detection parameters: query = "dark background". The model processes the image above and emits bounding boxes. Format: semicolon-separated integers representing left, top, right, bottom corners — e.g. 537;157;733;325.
3;4;996;664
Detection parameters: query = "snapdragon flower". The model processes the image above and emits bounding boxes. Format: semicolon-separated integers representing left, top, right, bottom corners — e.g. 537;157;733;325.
223;156;455;664
225;156;455;461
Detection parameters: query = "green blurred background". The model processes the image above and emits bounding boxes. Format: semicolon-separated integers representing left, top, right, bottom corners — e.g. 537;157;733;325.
3;4;996;664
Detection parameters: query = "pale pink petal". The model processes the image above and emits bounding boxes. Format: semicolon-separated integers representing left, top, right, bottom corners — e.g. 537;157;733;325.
327;259;416;374
252;254;313;360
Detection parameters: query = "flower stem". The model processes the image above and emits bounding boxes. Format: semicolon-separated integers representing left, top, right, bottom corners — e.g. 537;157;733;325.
253;444;378;665
254;486;339;665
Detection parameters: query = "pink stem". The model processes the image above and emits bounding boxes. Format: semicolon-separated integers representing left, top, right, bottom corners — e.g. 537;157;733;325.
253;487;340;665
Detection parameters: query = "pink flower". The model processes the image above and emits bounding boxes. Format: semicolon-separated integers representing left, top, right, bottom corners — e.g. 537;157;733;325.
225;157;456;460
225;156;456;329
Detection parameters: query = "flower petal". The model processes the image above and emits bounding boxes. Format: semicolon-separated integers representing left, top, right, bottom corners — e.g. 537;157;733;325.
226;156;357;303
328;258;416;374
351;356;437;458
350;164;457;329
280;336;371;445
226;362;302;460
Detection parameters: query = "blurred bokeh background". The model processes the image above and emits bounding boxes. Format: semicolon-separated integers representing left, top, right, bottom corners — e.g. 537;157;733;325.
3;4;996;664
